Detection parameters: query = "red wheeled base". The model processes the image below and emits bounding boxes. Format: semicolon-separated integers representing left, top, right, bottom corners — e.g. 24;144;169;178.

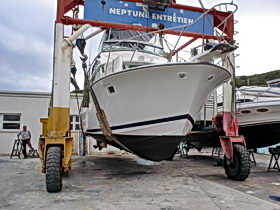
214;113;251;181
220;136;250;181
220;135;246;161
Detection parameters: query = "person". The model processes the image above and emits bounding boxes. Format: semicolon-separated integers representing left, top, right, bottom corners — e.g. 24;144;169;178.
17;125;34;158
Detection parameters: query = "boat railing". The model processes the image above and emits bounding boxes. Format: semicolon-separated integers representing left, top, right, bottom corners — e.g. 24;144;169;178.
190;41;219;57
88;1;239;81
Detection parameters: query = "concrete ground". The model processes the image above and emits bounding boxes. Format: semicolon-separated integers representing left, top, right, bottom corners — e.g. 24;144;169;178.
0;150;280;210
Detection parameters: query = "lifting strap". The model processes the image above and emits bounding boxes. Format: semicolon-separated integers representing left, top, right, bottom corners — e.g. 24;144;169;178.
88;86;134;153
81;58;134;153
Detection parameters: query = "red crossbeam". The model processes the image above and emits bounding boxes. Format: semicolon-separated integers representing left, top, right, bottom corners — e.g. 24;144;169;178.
172;37;198;55
56;0;234;40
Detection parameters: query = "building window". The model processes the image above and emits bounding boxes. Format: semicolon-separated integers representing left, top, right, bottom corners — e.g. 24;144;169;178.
1;113;21;130
70;115;80;131
3;114;21;121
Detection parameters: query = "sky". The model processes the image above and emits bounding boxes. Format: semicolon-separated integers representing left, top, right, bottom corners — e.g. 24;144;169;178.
0;0;280;92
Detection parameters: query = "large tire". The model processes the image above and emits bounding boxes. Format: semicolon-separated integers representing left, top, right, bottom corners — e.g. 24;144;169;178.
224;144;250;181
46;146;62;192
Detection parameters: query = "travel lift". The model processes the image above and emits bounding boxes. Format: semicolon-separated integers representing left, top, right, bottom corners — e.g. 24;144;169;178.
39;0;249;193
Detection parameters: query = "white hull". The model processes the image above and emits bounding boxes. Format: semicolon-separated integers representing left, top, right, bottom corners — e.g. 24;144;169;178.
84;62;230;136
238;86;280;98
237;100;280;126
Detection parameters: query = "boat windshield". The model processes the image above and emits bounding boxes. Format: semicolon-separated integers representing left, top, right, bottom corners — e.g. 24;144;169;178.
102;41;164;56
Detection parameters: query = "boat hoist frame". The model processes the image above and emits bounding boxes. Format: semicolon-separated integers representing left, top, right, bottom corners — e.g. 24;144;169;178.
40;0;245;193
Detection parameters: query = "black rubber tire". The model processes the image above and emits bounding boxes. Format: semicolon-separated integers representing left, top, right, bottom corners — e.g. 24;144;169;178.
224;144;250;181
46;146;62;193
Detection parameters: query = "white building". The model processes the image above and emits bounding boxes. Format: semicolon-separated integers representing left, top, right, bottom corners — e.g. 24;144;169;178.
0;90;83;155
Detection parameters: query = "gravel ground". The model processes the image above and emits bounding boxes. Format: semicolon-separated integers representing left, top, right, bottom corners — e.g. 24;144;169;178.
0;151;280;210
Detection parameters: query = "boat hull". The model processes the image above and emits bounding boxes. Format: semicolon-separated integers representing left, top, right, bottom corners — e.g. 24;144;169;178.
85;63;230;135
83;62;230;160
89;134;185;161
237;100;280;126
187;100;280;150
237;100;280;148
186;122;280;150
240;122;280;148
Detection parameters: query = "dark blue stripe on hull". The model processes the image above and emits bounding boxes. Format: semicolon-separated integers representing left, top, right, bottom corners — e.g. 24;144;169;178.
87;114;194;133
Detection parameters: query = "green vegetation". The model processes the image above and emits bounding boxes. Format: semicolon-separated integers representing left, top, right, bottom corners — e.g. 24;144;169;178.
236;70;280;87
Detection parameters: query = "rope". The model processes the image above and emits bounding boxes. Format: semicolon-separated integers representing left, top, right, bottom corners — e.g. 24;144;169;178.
77;52;134;153
70;70;88;155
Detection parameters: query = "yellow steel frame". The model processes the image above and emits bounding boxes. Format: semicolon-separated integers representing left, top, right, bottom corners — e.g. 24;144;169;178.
39;107;73;173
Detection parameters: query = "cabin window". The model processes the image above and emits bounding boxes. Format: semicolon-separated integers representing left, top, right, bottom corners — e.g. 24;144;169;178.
241;110;251;114
0;113;21;130
256;108;269;113
108;86;116;94
125;64;143;69
102;41;164;56
143;45;164;55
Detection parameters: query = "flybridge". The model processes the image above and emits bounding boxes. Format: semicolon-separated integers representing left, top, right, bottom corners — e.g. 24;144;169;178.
84;0;214;35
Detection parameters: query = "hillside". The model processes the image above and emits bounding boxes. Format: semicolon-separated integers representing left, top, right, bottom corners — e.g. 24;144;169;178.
236;70;280;87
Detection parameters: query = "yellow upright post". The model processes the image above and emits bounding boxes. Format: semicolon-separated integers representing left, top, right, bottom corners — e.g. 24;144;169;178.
39;21;91;192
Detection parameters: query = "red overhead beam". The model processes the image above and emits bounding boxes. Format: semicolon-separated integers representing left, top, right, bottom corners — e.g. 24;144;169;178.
63;17;229;40
64;0;84;13
126;0;234;39
127;0;232;16
56;0;84;23
214;12;234;40
56;0;234;40
172;37;198;55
